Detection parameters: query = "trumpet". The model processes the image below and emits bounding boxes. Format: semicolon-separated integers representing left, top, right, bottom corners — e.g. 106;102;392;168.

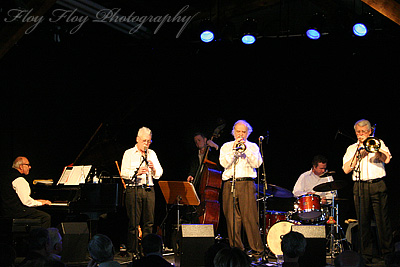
234;140;246;153
363;137;381;153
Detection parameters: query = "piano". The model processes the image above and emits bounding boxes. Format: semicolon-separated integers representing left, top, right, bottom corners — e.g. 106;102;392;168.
32;182;123;223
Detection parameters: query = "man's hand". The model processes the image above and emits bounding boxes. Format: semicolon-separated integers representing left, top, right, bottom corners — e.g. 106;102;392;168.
207;140;219;150
38;199;51;205
148;160;155;172
137;166;149;175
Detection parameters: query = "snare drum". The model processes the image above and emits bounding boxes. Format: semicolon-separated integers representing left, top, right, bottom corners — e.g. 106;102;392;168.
265;210;287;231
297;194;322;220
267;221;294;256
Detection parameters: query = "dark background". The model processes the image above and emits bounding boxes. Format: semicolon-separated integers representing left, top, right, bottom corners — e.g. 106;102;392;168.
1;0;400;240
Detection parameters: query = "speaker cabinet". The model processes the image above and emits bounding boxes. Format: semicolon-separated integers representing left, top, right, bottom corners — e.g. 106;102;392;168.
291;225;326;267
59;222;89;263
175;224;214;267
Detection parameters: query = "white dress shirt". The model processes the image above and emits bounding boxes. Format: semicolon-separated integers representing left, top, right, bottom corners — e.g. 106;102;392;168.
12;177;43;207
219;140;262;181
121;145;163;186
292;169;334;199
342;140;391;181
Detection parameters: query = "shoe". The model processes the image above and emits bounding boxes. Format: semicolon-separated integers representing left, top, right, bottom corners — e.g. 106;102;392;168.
251;250;264;258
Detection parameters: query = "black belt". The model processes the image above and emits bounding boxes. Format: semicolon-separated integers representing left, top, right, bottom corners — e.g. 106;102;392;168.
225;177;254;182
358;178;384;184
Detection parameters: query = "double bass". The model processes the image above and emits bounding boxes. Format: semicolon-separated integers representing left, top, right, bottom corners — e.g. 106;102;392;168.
192;124;224;232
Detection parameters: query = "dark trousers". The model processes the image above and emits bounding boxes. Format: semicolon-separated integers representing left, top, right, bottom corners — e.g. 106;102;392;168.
353;179;392;258
222;180;263;252
125;186;155;253
13;207;51;228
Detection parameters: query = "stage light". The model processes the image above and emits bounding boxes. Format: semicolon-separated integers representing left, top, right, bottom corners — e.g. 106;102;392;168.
352;13;373;37
242;34;256;45
241;18;257;45
353;23;368;37
306;13;325;40
200;30;214;42
199;19;215;43
306;29;321;40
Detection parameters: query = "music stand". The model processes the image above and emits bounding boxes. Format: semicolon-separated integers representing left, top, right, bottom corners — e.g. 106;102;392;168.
158;181;200;233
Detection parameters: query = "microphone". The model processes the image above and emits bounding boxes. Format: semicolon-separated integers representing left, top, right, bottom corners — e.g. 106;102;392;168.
334;130;340;140
259;131;270;141
259;131;270;143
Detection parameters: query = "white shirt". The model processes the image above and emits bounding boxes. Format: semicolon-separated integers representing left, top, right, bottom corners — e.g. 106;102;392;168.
12;177;43;207
121;145;163;186
292;169;334;199
342;140;391;181
219;140;262;181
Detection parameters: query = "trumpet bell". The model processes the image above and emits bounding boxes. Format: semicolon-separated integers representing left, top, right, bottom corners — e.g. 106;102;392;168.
363;137;381;153
234;142;246;153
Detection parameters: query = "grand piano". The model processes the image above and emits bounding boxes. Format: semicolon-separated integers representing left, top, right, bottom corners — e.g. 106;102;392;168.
32;177;124;230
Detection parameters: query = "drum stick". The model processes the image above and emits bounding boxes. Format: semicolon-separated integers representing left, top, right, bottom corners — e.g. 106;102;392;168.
115;161;126;189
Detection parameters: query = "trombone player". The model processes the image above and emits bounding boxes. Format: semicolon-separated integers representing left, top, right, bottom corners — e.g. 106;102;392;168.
342;119;392;263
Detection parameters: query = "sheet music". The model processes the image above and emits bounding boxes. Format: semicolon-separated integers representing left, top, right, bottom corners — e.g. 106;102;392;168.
57;165;92;185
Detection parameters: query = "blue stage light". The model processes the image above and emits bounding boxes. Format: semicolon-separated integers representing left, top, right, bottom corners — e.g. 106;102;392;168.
353;23;368;37
306;29;321;40
200;30;214;43
241;34;256;45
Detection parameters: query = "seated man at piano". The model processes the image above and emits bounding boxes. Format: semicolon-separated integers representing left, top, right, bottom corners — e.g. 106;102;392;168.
121;127;163;258
292;155;334;204
0;157;51;228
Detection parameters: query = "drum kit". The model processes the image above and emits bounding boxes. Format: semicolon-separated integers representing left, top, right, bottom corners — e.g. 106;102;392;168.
259;177;350;259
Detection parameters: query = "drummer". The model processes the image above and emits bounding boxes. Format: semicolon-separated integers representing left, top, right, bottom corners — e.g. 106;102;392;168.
293;155;334;204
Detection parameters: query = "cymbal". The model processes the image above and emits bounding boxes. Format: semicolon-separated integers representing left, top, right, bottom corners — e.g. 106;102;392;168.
257;183;294;198
313;180;347;192
319;171;336;178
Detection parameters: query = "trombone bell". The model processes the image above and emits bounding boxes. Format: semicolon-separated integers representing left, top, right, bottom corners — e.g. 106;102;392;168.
363;137;381;153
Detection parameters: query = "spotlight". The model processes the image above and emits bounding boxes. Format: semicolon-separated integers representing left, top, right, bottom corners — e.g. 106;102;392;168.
353;23;367;37
200;30;214;42
241;18;257;45
352;13;373;37
306;29;321;40
242;34;256;45
306;13;326;40
199;19;215;43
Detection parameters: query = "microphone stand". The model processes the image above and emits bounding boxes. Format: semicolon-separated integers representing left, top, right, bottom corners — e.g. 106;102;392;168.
258;135;268;262
231;151;238;249
131;157;146;259
349;142;363;256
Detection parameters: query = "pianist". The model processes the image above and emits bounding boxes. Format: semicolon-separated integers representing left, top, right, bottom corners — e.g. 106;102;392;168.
121;127;163;257
0;156;51;228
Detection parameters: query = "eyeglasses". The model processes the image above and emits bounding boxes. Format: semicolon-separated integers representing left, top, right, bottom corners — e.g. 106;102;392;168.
355;130;370;134
21;163;31;167
138;137;152;144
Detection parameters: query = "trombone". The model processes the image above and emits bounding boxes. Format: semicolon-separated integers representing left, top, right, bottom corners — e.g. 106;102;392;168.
363;124;381;153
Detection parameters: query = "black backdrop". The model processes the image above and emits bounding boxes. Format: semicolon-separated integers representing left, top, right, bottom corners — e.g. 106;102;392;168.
1;22;400;238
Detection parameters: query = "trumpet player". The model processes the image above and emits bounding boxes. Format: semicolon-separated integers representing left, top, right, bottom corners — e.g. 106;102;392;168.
342;119;392;263
219;120;264;258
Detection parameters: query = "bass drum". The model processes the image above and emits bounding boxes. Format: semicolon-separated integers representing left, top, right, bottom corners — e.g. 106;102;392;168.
267;221;294;256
